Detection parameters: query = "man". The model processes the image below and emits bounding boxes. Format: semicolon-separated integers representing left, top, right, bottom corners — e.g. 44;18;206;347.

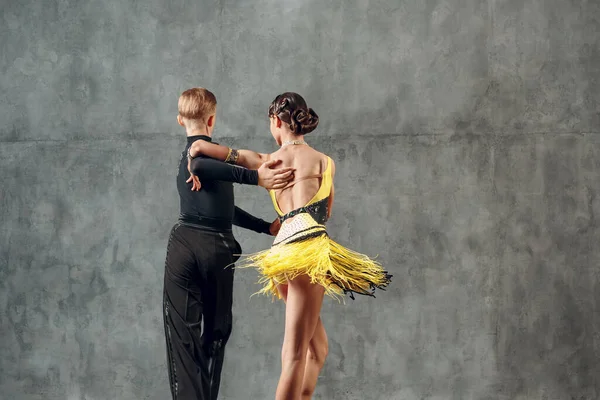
163;88;293;399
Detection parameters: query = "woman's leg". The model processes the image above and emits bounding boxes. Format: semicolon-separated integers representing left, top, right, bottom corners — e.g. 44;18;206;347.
300;318;328;399
277;284;329;400
276;276;325;400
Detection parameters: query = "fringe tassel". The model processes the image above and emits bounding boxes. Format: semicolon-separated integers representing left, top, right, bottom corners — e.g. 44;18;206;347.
236;234;392;301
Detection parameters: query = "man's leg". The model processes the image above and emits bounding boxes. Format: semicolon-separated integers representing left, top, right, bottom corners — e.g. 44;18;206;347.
200;274;232;400
163;224;211;400
200;232;238;400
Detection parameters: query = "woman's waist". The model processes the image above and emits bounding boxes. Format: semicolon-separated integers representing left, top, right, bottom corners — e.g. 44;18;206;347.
273;214;327;246
277;198;329;225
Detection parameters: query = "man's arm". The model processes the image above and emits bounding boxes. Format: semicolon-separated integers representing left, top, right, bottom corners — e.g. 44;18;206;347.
189;140;269;170
232;206;273;235
188;155;294;190
189;157;260;185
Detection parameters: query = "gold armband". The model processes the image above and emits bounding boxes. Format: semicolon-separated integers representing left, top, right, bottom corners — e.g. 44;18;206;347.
224;148;239;164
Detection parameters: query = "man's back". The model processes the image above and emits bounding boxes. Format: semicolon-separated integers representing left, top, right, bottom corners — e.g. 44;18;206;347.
176;139;235;223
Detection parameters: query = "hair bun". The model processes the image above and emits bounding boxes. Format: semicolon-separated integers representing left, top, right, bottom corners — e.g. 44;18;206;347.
291;108;319;135
268;93;319;135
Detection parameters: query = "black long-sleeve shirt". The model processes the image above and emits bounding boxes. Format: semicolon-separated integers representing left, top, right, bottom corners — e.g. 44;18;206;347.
177;135;271;234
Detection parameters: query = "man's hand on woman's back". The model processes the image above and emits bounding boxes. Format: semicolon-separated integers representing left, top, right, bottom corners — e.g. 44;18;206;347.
257;159;295;190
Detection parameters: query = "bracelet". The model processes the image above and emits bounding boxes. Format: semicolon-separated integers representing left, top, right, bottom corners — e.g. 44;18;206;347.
187;147;193;160
224;148;239;165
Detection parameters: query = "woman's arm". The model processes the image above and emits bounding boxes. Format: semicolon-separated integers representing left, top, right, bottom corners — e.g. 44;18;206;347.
189;140;270;170
327;185;335;219
327;159;336;219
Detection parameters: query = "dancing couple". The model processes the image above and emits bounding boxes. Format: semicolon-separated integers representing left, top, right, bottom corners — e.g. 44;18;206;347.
163;87;391;399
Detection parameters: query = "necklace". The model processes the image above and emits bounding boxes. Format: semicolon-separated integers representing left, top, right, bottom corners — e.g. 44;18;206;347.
281;139;307;147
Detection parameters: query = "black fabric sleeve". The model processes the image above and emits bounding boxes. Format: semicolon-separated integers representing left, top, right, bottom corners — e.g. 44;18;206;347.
232;206;271;234
189;157;259;185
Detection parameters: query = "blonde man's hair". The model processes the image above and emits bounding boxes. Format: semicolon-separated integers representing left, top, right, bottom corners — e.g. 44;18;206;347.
178;88;217;121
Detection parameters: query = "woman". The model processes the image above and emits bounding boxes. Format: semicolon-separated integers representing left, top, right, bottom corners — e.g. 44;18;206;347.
187;92;391;400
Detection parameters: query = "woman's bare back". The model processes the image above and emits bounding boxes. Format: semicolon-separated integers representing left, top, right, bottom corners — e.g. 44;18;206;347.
269;145;330;214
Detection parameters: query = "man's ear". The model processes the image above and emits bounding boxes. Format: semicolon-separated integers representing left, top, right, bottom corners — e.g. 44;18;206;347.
206;114;215;128
177;114;185;127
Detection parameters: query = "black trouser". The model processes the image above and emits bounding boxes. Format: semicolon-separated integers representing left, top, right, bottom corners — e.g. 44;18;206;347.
163;222;241;400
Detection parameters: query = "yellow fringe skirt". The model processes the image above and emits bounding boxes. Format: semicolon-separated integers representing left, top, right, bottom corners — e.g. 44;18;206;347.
237;215;392;300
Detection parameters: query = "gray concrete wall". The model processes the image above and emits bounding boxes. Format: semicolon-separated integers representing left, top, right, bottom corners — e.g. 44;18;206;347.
1;0;599;399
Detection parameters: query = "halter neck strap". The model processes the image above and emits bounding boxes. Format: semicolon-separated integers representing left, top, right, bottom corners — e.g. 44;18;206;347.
277;174;323;191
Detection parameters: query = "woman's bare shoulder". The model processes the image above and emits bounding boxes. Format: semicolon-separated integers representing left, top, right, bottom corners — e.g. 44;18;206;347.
315;150;333;164
269;147;297;167
269;147;287;160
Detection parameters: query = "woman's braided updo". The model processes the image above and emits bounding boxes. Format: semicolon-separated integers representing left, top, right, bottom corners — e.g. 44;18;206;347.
268;92;319;135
